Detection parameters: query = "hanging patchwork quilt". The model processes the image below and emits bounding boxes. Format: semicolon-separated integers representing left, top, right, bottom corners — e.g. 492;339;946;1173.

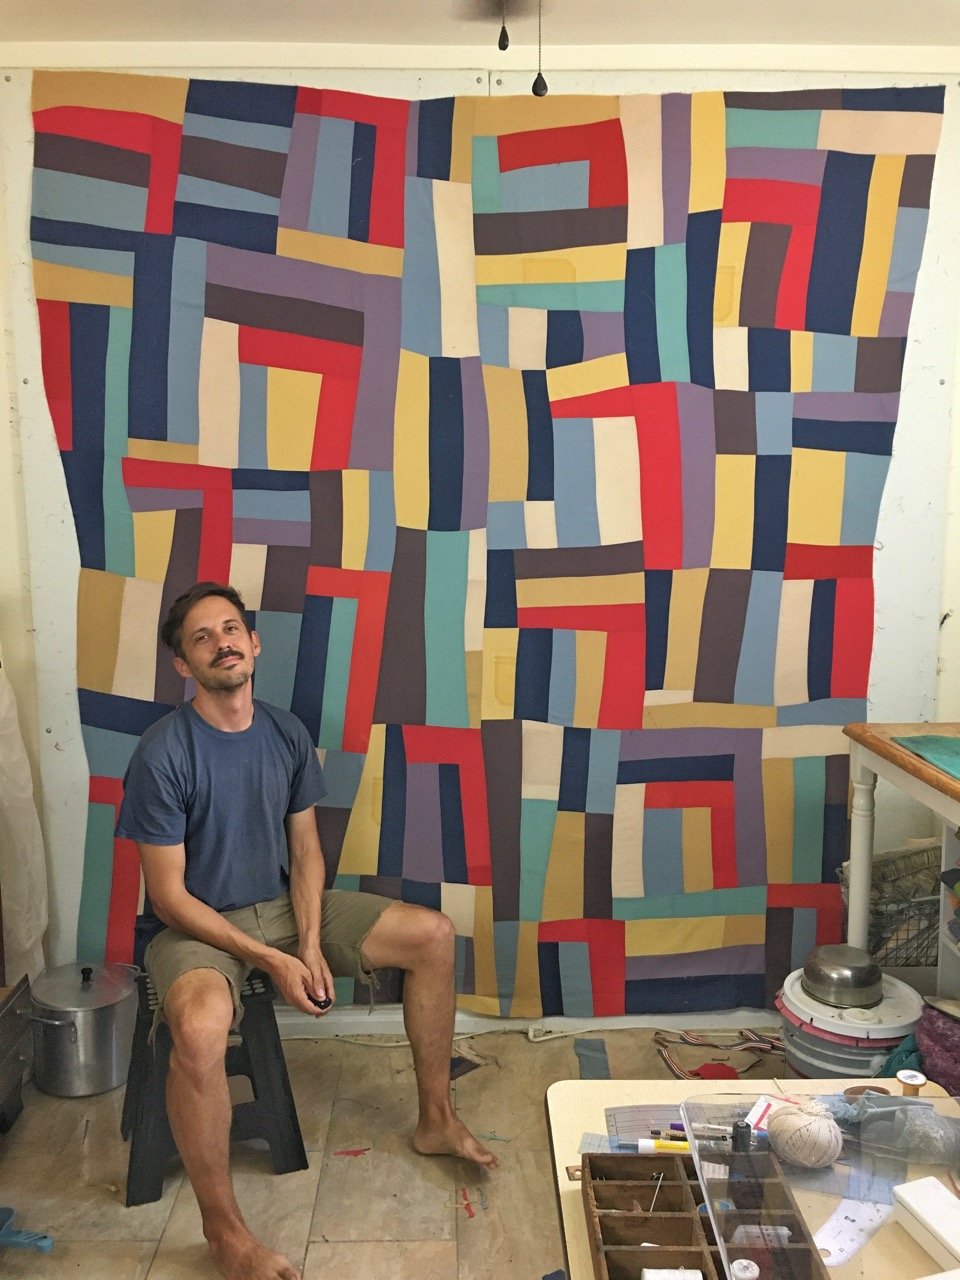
27;71;945;1013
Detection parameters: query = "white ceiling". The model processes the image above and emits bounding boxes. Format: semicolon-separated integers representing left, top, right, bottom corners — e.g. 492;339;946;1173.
1;0;958;48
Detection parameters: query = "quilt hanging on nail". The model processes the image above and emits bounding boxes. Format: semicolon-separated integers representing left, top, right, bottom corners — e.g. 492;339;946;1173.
29;71;945;1013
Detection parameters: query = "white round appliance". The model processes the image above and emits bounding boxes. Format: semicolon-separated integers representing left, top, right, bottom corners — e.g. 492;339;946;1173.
775;993;903;1049
781;1021;890;1079
777;965;923;1080
780;968;923;1039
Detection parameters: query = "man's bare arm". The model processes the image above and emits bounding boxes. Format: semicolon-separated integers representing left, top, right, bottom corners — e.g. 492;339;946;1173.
137;840;325;1014
284;806;335;1008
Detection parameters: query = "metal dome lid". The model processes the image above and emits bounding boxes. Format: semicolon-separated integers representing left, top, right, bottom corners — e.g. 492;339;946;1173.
31;962;135;1012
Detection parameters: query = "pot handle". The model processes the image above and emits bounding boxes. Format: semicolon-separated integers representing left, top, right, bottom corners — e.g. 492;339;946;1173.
29;1012;78;1043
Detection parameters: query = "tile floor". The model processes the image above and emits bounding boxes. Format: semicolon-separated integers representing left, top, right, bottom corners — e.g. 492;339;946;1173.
0;1026;784;1278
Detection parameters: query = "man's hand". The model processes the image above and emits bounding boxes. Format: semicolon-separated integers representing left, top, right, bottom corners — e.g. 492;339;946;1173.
263;948;335;1016
297;942;336;1014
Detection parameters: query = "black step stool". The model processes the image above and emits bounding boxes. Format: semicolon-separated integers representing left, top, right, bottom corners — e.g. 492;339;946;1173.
122;968;308;1206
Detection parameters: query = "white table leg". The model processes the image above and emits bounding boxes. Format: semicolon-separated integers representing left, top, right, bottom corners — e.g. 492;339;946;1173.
847;745;876;951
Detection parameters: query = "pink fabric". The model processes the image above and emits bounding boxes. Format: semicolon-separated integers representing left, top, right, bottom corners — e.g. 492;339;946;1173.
916;1006;960;1095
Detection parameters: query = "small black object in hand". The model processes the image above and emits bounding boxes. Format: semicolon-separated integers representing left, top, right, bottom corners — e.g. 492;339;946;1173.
309;995;332;1010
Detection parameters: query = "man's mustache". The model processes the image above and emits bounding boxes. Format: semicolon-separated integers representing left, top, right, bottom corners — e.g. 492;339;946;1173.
211;649;245;667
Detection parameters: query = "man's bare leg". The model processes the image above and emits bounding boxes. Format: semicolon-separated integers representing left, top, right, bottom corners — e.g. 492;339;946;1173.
163;970;300;1280
360;903;498;1169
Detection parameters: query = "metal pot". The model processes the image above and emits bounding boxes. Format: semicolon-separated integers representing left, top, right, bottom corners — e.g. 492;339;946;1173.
800;944;884;1009
30;962;137;1096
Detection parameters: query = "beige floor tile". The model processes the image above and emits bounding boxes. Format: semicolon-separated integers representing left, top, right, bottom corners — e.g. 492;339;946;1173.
303;1239;457;1280
324;1039;419;1115
0;1150;179;1240
146;1150;321;1279
1;1081;101;1159
311;1118;457;1243
0;1078;181;1210
0;1239;158;1280
280;1037;342;1151
318;1039;425;1151
455;1147;566;1280
452;1032;578;1150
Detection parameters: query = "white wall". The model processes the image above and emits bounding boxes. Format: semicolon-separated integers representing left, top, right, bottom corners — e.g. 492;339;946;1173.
0;43;958;966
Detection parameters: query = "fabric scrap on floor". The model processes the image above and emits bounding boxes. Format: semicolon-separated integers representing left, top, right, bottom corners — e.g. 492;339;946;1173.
451;1055;482;1079
574;1037;611;1079
654;1028;784;1080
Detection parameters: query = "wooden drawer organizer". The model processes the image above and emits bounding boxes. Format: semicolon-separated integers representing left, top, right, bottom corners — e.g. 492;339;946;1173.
581;1150;829;1280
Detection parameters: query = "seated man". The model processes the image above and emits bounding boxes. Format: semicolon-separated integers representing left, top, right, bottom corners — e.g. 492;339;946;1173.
116;581;496;1280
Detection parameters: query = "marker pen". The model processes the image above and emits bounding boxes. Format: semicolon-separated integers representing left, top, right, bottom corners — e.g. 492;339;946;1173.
618;1138;691;1153
650;1125;730;1140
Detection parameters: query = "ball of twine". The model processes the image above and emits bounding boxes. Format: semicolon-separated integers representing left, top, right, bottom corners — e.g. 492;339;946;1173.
766;1100;843;1168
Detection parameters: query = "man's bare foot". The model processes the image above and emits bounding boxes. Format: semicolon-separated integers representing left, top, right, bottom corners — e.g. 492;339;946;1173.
413;1113;499;1168
208;1225;300;1280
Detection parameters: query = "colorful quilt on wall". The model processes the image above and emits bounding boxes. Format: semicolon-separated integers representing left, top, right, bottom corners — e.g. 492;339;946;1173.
28;71;944;1014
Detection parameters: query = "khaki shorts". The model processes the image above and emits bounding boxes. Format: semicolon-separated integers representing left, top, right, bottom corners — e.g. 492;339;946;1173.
144;889;394;1030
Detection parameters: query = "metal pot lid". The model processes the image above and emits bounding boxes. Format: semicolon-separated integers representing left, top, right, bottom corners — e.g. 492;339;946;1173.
31;962;135;1012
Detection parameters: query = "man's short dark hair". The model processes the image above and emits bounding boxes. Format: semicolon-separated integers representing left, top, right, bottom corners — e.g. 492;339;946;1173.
160;582;251;658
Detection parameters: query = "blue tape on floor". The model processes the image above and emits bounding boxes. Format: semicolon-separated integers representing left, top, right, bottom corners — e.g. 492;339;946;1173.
574;1037;610;1079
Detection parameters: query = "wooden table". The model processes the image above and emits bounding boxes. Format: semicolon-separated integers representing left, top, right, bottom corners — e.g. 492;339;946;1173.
546;1075;948;1280
844;722;960;993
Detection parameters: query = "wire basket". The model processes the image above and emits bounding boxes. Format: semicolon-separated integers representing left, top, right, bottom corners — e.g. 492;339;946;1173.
838;839;941;967
868;895;940;966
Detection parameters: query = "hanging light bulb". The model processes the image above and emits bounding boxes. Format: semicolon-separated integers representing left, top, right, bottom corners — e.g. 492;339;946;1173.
532;0;548;95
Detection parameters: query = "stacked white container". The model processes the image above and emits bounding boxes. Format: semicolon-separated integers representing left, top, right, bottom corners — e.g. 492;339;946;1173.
776;967;923;1078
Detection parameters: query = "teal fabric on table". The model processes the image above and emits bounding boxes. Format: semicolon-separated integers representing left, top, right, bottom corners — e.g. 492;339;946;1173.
892;734;960;780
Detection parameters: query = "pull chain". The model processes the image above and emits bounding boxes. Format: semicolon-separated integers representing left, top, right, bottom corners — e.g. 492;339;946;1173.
532;0;548;95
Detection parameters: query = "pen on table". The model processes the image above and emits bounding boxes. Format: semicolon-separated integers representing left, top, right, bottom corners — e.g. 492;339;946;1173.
617;1138;691;1153
650;1126;730;1141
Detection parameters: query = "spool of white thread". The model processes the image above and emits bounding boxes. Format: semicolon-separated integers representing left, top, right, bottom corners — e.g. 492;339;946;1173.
730;1261;761;1280
897;1068;927;1096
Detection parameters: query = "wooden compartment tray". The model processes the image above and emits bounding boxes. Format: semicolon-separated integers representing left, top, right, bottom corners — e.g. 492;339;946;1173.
581;1150;829;1280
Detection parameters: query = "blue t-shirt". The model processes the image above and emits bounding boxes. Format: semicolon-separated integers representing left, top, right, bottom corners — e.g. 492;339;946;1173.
116;700;327;923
